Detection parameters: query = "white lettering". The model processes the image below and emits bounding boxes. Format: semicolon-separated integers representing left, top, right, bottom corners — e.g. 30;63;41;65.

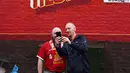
30;0;71;9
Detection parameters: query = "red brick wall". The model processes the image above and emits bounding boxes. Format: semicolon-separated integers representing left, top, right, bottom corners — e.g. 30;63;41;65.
0;0;130;42
104;42;130;73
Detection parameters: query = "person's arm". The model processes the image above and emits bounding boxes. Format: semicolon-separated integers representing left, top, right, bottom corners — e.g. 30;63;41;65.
55;42;68;56
37;58;43;73
69;36;88;52
37;43;47;73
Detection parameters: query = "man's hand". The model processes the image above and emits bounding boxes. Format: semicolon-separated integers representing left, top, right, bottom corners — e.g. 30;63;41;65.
55;37;64;48
62;37;71;44
55;37;62;45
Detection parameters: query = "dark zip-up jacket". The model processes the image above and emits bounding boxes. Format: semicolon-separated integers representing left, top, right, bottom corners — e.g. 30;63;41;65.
55;35;90;73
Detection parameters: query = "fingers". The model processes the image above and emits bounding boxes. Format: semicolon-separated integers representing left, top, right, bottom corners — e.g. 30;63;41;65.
61;37;67;42
55;36;71;44
55;37;62;44
62;37;70;44
57;37;62;42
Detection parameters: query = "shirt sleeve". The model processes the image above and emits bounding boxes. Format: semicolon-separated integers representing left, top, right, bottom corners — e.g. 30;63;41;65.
37;43;47;61
69;35;88;52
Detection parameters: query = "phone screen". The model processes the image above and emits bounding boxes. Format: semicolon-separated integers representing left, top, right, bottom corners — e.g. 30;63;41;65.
56;32;61;37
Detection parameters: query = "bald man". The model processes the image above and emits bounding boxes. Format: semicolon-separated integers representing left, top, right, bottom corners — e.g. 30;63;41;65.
37;27;66;73
55;23;90;73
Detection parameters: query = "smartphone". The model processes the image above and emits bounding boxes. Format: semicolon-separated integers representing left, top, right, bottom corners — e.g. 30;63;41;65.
56;32;61;37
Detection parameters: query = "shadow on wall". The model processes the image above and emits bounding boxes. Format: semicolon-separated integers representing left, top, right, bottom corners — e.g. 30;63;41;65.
35;0;91;14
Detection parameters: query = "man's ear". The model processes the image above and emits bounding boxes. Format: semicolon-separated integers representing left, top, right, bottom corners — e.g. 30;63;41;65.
72;23;76;32
74;27;76;32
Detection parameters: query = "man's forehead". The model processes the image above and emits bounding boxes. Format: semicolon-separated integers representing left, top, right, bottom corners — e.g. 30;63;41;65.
54;30;61;33
66;23;75;28
52;27;61;33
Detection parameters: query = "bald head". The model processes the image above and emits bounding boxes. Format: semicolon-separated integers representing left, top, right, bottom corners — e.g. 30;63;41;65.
65;22;76;37
65;22;76;32
52;27;62;34
52;27;62;39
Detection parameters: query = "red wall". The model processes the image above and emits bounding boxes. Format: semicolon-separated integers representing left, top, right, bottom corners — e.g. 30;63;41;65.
0;0;130;42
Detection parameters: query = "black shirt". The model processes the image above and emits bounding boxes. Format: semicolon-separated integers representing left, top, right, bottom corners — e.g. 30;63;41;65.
55;35;90;73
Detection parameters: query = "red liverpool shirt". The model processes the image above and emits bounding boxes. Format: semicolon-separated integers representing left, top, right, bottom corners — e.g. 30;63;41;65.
37;40;66;72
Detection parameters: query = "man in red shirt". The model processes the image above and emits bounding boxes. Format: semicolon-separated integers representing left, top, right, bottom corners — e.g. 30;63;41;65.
37;27;66;73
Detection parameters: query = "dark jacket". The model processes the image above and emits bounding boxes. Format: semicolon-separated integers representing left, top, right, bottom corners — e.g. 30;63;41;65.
56;35;90;73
